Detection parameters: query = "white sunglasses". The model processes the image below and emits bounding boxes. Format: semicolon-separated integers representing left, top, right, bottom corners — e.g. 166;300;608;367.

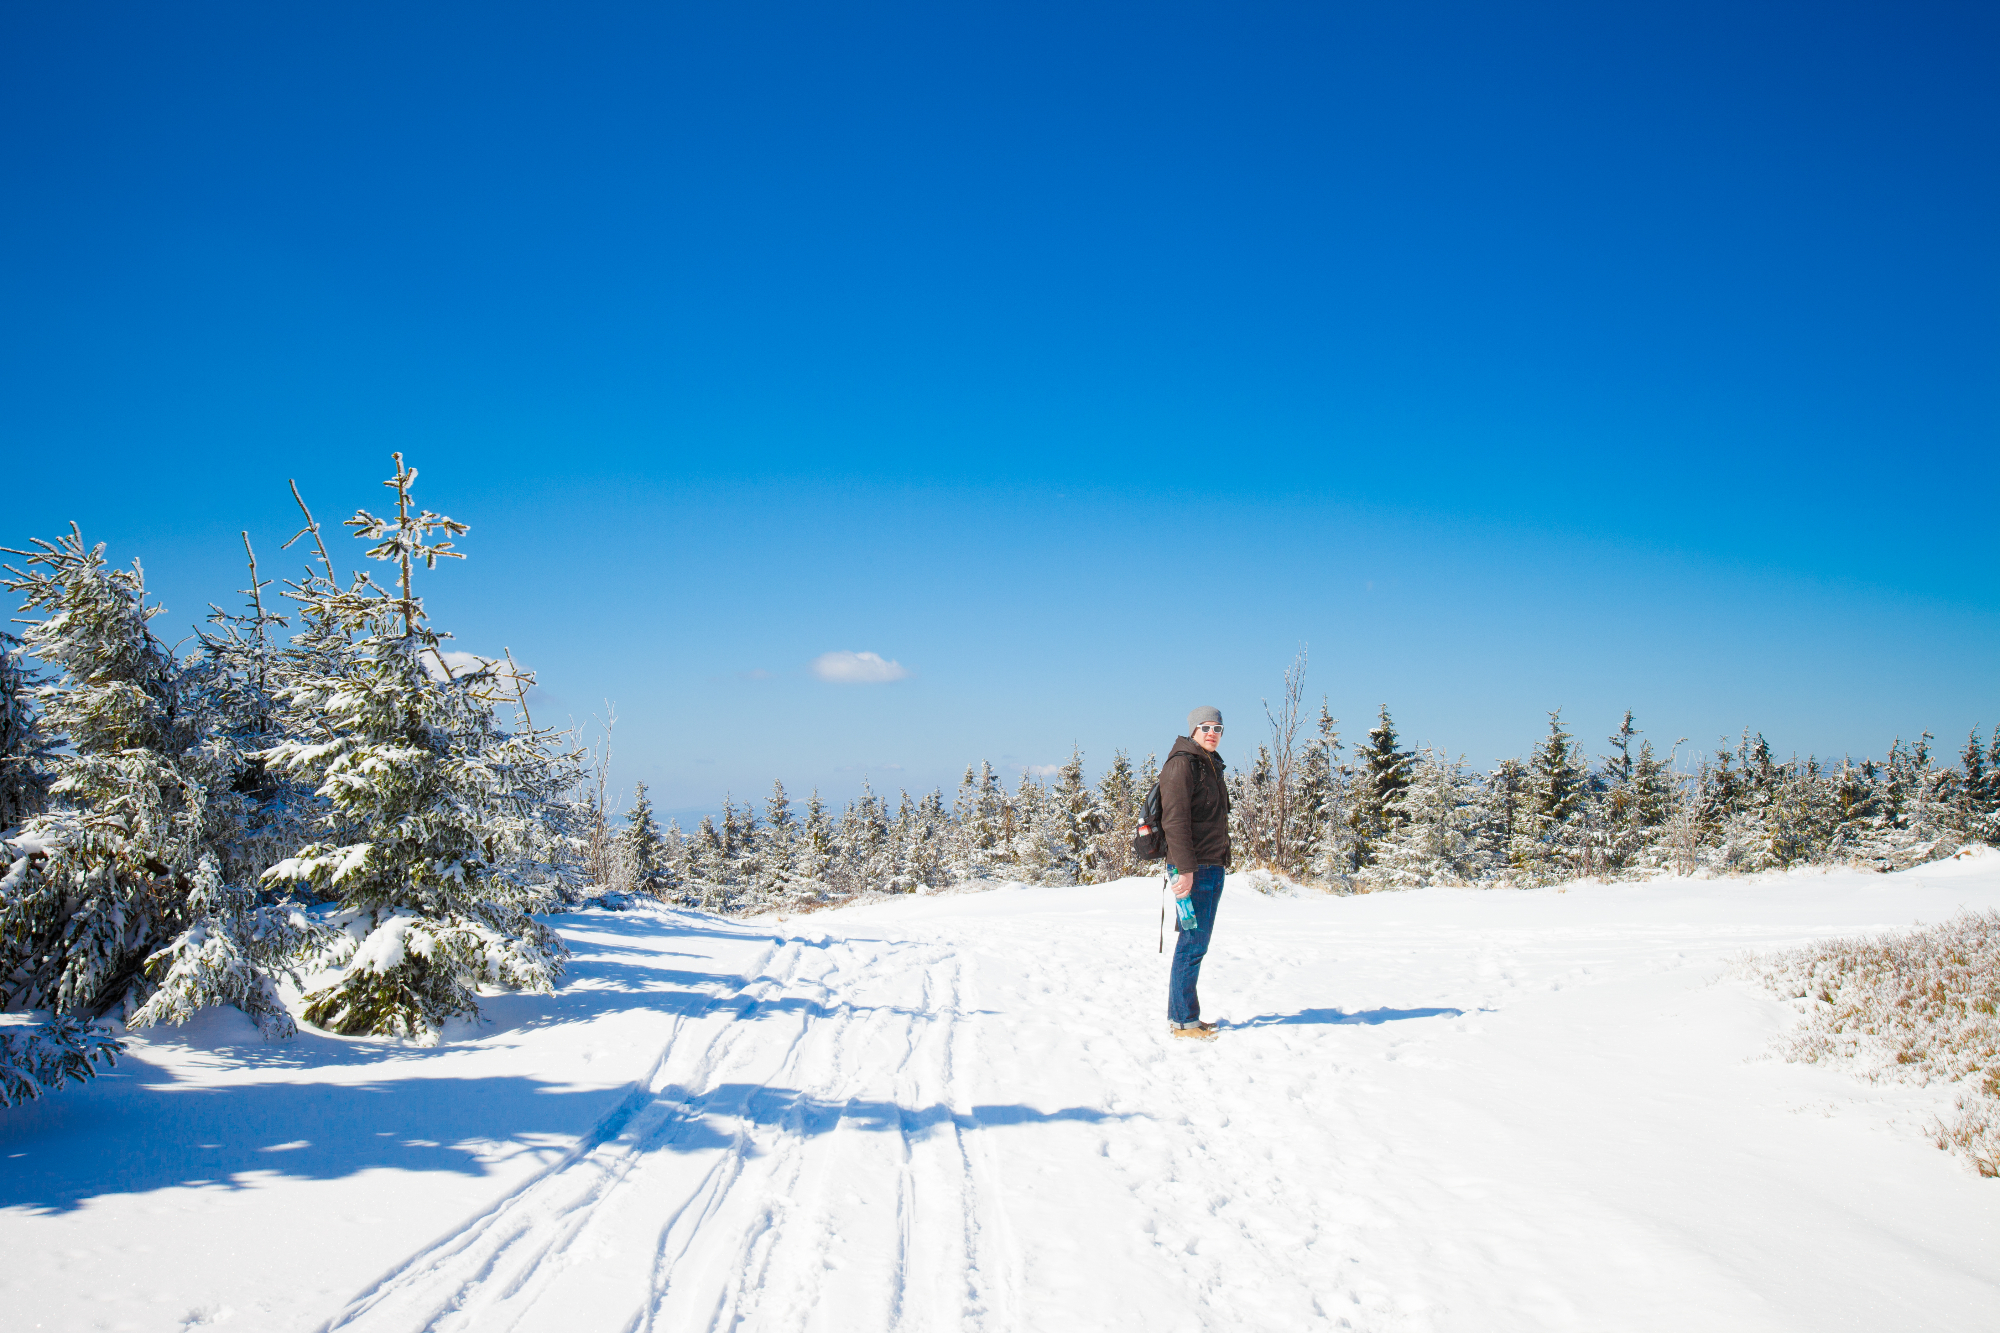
1193;723;1224;735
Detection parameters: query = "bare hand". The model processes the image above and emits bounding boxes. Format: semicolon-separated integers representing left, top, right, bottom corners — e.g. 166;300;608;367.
1173;871;1193;898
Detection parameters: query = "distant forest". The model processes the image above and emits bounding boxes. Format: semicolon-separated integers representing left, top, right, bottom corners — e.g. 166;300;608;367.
608;653;2000;914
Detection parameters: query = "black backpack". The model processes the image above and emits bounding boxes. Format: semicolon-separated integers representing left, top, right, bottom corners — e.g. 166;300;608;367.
1133;752;1195;862
1132;779;1167;861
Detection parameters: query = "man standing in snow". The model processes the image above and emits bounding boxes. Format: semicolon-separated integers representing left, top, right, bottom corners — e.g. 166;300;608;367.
1163;706;1230;1040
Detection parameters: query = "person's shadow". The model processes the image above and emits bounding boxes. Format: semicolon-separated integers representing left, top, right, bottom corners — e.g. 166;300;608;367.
1233;1005;1465;1027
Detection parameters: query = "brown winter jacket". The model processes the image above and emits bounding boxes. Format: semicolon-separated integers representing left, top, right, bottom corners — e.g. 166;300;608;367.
1160;736;1231;872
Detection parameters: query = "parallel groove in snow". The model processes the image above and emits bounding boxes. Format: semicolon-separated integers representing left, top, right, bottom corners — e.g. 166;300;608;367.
324;928;1017;1333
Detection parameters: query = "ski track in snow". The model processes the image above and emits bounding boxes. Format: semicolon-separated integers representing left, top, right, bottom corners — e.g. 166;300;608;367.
326;926;1025;1333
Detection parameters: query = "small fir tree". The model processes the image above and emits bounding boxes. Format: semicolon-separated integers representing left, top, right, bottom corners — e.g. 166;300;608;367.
621;782;671;895
796;792;835;890
1350;704;1414;865
260;457;574;1041
1094;750;1139;881
1048;746;1107;883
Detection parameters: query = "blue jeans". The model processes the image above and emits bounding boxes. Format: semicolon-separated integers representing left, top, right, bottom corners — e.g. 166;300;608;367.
1167;864;1225;1024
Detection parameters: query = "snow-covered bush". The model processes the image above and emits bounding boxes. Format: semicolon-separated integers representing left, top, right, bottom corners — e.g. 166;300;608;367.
1756;908;2000;1177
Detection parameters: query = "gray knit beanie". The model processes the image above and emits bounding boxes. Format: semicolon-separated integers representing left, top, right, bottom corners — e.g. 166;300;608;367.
1187;705;1223;732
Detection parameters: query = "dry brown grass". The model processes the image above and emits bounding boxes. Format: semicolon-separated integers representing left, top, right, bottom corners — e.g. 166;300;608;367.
1756;909;2000;1177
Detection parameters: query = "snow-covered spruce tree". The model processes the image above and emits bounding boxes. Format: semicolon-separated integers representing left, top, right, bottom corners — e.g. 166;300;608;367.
621;782;670;896
260;457;574;1041
657;819;693;903
685;814;731;910
1769;756;1842;868
1507;709;1595;882
751;779;796;906
1291;703;1340;880
0;631;82;1103
1;527;199;1020
1093;750;1139;881
999;770;1050;883
1;527;322;1041
1959;727;2000;844
0;629;55;832
830;780;891;895
1364;748;1493;889
887;788;948;892
795;792;834;893
1348;705;1413;868
726;795;759;892
1048;747;1108;884
947;761;1008;881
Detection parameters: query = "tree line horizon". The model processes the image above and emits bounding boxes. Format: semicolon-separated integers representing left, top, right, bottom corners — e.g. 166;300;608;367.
2;463;1993;1110
602;648;1999;912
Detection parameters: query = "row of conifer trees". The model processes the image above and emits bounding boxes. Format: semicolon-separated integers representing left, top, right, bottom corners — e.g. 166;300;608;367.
1;458;581;1104
604;684;1999;916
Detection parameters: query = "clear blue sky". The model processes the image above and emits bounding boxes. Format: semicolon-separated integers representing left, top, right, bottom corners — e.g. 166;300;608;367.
4;1;1995;821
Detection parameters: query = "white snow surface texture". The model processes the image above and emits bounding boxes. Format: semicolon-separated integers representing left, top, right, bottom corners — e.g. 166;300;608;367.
6;857;2000;1332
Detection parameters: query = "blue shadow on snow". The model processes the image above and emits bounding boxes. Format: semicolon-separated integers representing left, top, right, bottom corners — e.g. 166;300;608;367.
1235;1005;1465;1027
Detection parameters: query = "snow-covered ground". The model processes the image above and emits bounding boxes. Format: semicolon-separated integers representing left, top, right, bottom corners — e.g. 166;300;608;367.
6;855;2000;1333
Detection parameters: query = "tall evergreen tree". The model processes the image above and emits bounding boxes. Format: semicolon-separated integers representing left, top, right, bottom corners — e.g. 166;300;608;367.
622;782;668;895
1350;704;1414;864
755;778;795;902
1292;703;1341;878
1048;746;1107;883
1504;709;1596;879
1483;757;1529;858
1009;769;1059;882
261;457;574;1041
796;790;834;888
1094;749;1139;880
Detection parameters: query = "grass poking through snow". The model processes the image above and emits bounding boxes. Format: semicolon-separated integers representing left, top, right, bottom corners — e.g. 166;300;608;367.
1757;910;2000;1177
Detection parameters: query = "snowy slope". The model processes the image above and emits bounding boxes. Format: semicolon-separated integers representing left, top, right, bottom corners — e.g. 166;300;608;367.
5;855;2000;1332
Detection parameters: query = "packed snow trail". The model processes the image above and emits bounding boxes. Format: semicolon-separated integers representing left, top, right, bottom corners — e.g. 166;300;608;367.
326;930;1029;1333
5;858;2000;1331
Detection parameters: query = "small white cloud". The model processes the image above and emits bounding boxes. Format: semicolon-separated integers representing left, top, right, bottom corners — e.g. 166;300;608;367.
811;650;909;684
434;650;496;677
1024;764;1061;778
425;651;535;704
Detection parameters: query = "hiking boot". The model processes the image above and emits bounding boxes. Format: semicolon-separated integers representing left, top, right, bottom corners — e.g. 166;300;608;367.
1170;1021;1219;1041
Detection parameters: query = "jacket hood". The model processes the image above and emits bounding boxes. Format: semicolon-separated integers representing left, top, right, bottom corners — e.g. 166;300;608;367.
1169;735;1225;770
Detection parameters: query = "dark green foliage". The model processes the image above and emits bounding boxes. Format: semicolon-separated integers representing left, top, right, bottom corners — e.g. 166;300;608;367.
1349;704;1414;864
0;1015;123;1108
